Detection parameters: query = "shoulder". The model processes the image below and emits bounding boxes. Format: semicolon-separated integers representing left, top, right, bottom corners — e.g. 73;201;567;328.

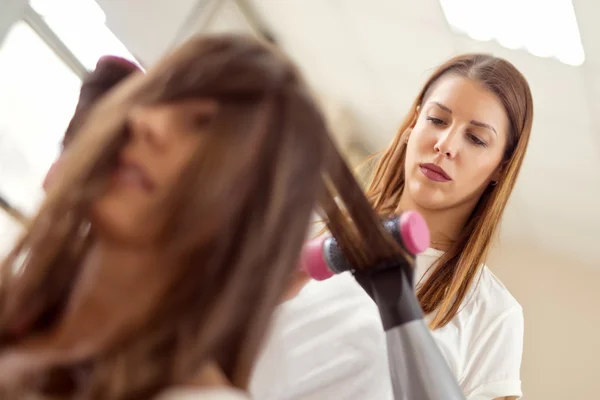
465;266;523;366
457;267;524;398
155;388;249;400
458;265;524;354
469;265;523;325
447;265;524;369
444;264;523;344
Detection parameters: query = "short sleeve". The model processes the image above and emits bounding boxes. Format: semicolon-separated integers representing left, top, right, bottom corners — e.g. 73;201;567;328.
462;305;524;399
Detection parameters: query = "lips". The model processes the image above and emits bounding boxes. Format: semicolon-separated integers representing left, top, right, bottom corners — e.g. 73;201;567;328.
419;163;452;182
113;160;155;192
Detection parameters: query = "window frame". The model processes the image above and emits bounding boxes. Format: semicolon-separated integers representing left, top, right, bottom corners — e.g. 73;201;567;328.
0;1;87;225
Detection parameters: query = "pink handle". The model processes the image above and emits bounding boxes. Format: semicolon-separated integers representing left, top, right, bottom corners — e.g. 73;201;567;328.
300;236;333;281
300;211;430;281
399;211;430;255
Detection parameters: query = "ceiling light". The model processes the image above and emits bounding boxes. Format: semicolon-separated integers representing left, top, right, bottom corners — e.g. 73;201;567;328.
439;0;586;66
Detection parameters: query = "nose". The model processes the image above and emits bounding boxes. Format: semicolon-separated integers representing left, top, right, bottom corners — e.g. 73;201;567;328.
127;106;171;147
433;129;459;159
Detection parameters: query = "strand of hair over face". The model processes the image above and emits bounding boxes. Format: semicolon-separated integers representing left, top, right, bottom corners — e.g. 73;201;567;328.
0;34;409;400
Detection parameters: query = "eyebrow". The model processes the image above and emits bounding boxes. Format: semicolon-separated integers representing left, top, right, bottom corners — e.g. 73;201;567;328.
429;101;497;136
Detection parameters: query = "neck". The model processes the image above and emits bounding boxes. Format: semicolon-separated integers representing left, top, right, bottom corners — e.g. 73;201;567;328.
31;240;173;363
86;239;166;278
70;239;171;319
396;193;473;252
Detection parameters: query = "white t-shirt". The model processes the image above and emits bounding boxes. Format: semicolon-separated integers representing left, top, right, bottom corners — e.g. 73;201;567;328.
250;248;524;400
156;388;248;400
415;248;524;399
249;272;394;400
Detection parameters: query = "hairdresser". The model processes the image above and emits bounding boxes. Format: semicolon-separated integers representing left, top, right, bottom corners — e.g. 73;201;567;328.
256;54;534;400
254;53;534;400
361;54;531;400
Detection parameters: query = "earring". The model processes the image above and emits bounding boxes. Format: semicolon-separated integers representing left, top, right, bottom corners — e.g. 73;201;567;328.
490;180;498;186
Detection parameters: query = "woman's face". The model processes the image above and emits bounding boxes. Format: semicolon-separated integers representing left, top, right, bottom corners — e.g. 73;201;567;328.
404;75;509;212
91;99;217;245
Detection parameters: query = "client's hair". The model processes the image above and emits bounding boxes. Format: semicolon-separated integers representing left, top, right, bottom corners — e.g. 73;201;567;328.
0;34;403;399
63;56;141;148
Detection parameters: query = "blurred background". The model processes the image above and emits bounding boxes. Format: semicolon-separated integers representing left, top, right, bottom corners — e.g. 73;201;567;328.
0;0;598;398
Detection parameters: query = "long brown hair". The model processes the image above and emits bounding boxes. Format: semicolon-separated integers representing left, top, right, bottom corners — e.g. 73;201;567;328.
0;34;404;399
366;54;534;329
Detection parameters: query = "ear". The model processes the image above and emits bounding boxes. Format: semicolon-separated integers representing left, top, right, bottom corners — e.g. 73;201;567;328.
42;160;59;192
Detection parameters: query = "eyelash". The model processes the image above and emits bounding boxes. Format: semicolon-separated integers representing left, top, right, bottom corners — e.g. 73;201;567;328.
427;117;444;125
468;134;486;147
426;117;487;147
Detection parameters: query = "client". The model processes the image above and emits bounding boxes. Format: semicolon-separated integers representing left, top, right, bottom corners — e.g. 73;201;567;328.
43;51;394;400
0;34;365;399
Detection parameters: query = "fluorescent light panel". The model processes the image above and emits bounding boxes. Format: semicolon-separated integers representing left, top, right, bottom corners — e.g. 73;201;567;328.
439;0;586;66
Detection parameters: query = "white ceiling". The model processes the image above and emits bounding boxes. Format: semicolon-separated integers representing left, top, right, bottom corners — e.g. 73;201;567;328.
98;0;600;266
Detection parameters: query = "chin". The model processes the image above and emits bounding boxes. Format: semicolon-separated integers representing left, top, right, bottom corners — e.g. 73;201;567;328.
91;203;155;245
414;194;448;211
406;180;450;211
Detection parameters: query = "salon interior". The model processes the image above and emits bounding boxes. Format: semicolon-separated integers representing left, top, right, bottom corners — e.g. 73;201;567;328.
0;0;599;399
